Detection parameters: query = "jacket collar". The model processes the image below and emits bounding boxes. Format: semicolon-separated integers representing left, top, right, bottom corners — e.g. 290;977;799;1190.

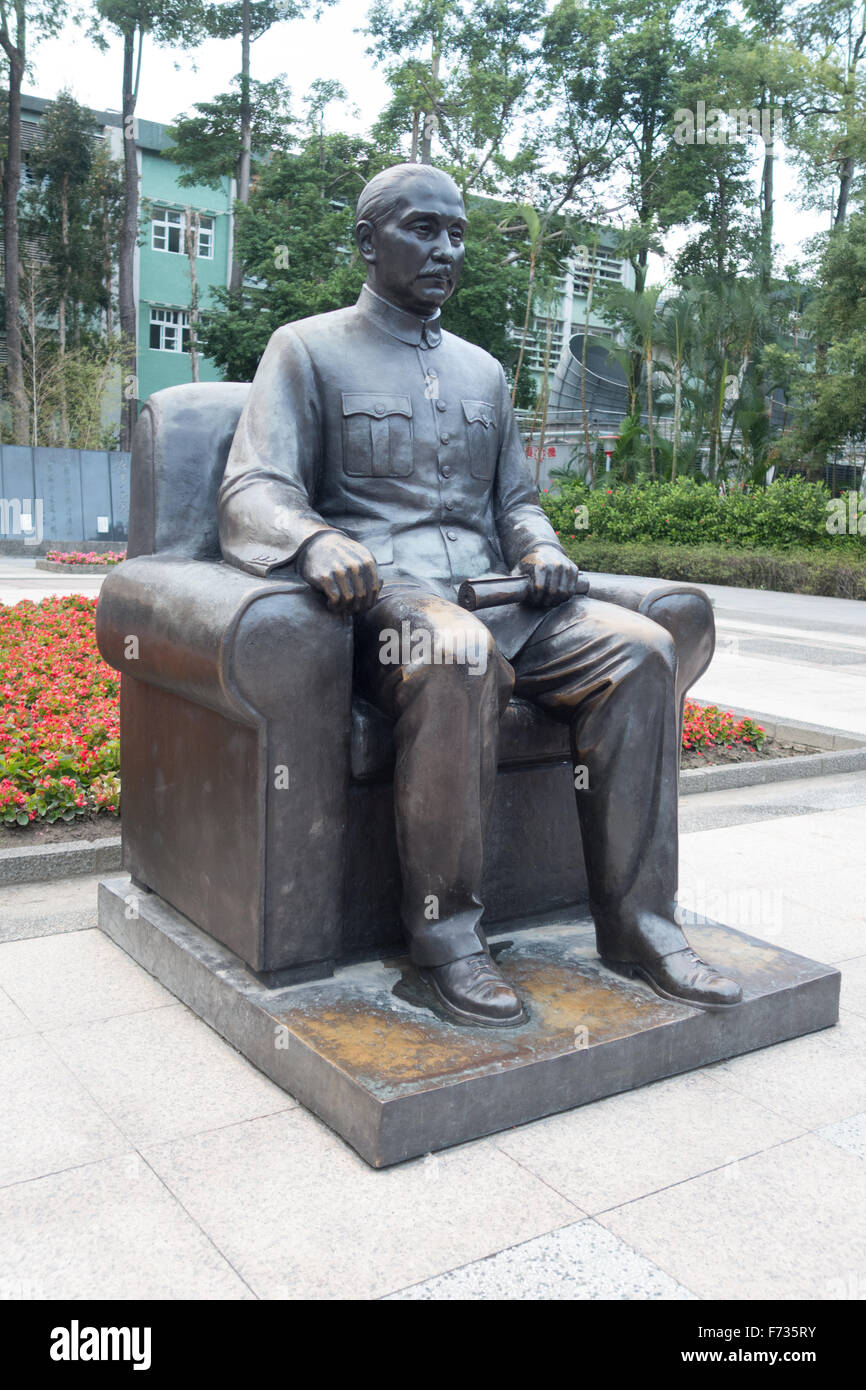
357;283;442;349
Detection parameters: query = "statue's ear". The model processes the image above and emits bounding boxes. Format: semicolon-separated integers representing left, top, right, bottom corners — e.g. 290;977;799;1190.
355;219;376;264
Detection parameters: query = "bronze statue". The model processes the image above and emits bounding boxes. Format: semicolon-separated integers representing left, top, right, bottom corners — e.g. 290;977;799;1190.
218;163;742;1026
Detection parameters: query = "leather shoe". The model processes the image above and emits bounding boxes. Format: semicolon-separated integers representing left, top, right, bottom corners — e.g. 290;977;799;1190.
602;947;742;1010
420;952;527;1027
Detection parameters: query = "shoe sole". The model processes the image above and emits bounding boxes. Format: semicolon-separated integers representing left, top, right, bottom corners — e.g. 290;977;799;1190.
419;969;528;1028
601;958;742;1011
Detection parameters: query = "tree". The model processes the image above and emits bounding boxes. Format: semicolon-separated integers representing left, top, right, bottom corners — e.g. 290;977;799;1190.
166;74;293;190
92;0;209;449
787;0;866;227
797;213;866;454
195;0;332;289
198;129;382;378
86;141;126;340
25;93;98;360
366;0;547;191
0;0;66;442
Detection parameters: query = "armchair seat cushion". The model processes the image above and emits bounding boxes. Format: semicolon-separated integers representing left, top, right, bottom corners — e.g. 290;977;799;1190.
351;695;569;782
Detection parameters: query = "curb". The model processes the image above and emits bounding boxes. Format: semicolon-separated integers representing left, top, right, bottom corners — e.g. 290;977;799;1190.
3;714;866;886
0;836;122;886
680;704;866;796
35;560;118;574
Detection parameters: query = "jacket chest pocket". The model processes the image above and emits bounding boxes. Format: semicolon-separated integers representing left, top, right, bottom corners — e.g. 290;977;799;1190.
342;393;414;477
462;400;498;479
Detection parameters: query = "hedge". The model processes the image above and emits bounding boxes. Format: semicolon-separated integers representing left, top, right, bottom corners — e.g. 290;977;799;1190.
559;538;866;599
540;476;866;553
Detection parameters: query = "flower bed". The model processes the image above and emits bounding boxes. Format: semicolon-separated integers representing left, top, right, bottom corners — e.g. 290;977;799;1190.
45;550;126;566
0;598;765;830
683;701;765;756
0;596;120;825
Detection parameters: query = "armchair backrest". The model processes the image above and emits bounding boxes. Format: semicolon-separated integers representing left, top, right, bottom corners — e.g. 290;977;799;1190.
127;382;250;559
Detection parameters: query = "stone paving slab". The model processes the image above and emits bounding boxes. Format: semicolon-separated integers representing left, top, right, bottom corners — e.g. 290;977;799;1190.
385;1219;696;1300
0;1153;254;1300
597;1133;866;1301
97;877;840;1168
141;1108;580;1301
0;772;862;1299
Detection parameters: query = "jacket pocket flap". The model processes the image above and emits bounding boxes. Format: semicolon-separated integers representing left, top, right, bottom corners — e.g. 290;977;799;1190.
462;399;497;428
367;536;394;565
342;392;413;419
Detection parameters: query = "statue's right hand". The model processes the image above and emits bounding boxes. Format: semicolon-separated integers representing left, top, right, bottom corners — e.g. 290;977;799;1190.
298;532;381;613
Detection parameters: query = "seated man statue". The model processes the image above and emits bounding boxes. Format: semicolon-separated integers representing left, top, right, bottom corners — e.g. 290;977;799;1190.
218;162;742;1027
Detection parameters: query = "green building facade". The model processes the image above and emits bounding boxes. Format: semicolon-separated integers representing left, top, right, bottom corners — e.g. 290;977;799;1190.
133;121;233;403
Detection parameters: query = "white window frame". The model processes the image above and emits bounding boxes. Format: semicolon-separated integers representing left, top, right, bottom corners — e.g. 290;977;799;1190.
152;207;184;254
197;214;214;259
149;307;190;353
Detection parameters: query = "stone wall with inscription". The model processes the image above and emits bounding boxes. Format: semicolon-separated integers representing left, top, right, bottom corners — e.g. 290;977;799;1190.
0;446;130;551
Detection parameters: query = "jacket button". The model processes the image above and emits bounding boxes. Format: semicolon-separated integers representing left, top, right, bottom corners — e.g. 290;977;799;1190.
440;464;452;477
440;432;450;443
436;400;447;412
446;530;458;541
374;402;385;414
445;500;454;511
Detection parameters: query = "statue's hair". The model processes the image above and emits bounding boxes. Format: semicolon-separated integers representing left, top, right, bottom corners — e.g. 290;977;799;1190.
355;164;463;233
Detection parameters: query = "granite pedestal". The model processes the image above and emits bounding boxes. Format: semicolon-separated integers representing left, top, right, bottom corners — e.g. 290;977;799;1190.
98;877;840;1168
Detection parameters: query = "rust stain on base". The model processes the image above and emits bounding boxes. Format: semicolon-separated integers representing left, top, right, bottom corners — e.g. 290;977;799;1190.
275;938;684;1091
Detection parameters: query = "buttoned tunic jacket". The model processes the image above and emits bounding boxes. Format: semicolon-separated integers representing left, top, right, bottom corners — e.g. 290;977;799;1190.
218;285;567;657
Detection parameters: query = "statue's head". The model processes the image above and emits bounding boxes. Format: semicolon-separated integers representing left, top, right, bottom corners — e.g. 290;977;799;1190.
355;164;466;318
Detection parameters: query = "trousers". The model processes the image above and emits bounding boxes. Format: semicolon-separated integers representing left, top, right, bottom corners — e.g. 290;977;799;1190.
354;588;690;968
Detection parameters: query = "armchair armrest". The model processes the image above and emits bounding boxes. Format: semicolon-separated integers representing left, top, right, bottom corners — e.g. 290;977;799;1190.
95;555;352;724
584;571;716;694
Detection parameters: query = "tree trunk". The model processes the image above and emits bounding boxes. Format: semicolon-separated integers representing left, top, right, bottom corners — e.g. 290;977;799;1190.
672;355;681;484
119;27;141;452
58;174;69;441
420;38;441;164
230;0;252;293
103;202;113;340
185;208;200;383
511;244;536;405
835;154;855;226
760;88;774;284
1;22;28;443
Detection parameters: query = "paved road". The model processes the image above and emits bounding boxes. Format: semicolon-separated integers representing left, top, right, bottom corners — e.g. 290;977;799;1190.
0;558;104;605
4;559;866;735
686;581;866;735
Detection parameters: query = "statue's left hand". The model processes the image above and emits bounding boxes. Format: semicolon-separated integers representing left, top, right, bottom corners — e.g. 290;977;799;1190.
515;545;583;605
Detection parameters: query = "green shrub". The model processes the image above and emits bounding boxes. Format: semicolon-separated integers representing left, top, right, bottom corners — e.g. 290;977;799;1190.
558;537;866;600
540;476;865;553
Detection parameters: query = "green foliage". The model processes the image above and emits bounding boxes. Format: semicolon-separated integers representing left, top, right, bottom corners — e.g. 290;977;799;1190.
555;536;866;599
21;91;100;327
540;476;860;551
165;75;294;188
198;133;539;383
197;131;380;378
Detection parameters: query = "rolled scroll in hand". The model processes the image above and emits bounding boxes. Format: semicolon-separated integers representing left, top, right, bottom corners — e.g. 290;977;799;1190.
458;572;589;611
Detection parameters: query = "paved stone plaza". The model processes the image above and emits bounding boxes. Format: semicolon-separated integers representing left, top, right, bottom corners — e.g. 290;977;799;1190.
1;560;865;1299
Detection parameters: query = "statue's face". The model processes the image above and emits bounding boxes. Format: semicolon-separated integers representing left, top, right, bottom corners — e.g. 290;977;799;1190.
358;175;466;317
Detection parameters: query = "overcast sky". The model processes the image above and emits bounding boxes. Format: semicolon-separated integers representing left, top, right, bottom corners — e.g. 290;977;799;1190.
30;1;826;281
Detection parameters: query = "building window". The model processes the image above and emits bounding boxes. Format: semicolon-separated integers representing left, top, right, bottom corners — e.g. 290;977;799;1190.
572;251;625;294
149;307;190;352
520;316;566;371
152;207;215;258
197;214;214;259
152;208;184;254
